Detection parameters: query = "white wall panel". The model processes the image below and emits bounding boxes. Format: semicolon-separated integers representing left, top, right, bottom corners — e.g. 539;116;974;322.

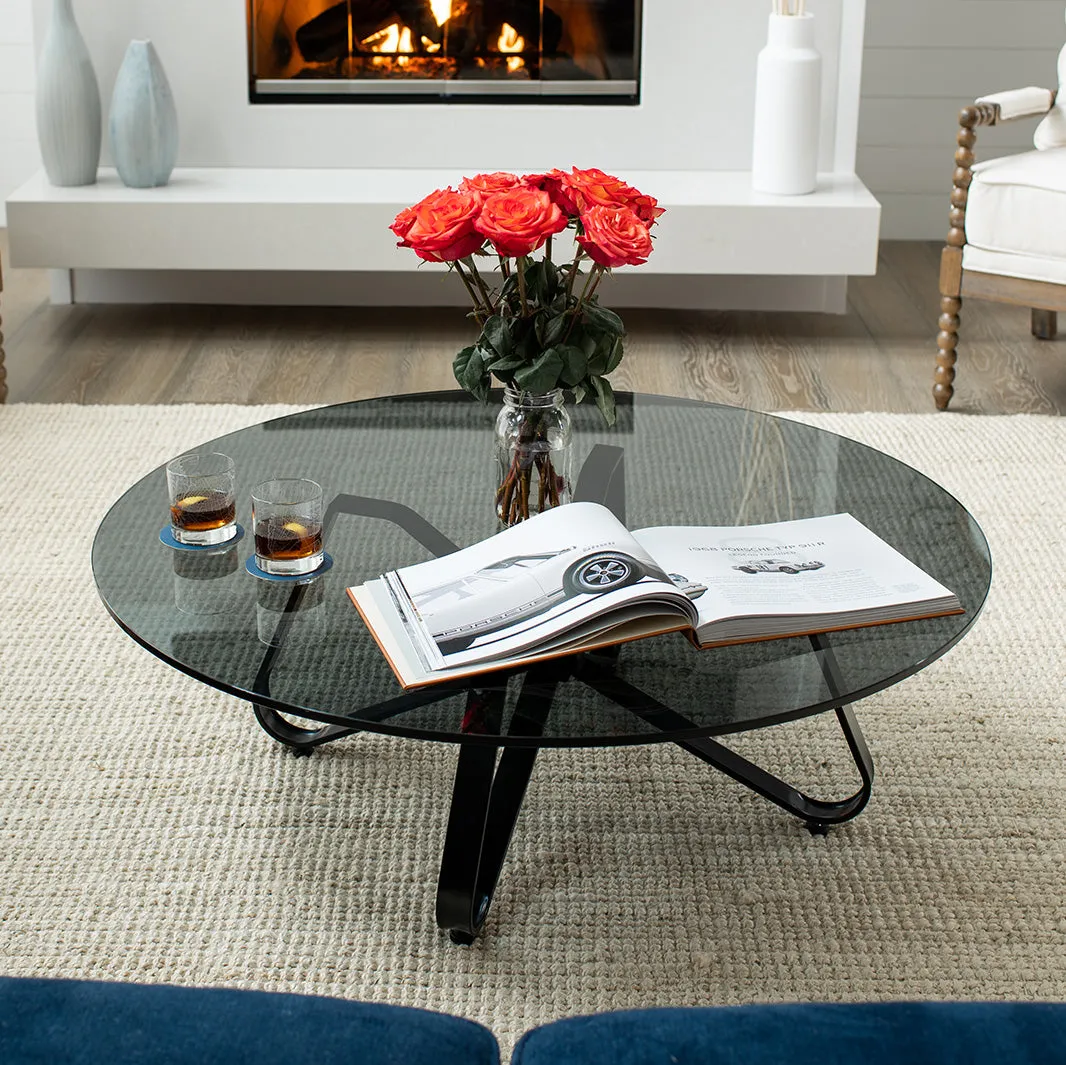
865;1;1065;50
5;2;1064;238
859;1;1065;237
0;0;36;225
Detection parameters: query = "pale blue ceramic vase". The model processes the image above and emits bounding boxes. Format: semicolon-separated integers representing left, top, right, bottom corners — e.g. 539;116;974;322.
35;0;102;186
109;39;179;188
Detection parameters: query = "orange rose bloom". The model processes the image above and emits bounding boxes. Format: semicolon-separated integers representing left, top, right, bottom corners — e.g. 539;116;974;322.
623;190;665;226
460;171;524;196
475;187;569;257
403;187;485;262
389;204;419;247
566;167;664;226
522;168;579;216
576;204;653;268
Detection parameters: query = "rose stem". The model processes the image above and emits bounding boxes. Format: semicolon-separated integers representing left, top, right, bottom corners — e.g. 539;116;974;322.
562;264;605;344
564;247;585;301
453;261;487;325
516;258;529;317
463;255;495;313
577;263;602;306
520;468;530;521
583;265;606;305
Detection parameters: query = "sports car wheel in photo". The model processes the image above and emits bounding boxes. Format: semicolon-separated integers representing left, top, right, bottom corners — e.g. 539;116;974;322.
563;552;645;594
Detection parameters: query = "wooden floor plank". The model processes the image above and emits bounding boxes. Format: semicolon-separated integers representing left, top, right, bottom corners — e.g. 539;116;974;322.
1;232;1063;413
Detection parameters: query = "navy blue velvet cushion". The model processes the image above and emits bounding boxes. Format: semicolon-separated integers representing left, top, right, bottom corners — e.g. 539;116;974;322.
0;976;499;1065
513;1002;1066;1065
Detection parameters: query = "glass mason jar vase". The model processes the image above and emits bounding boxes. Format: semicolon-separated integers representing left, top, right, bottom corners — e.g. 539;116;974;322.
494;386;573;527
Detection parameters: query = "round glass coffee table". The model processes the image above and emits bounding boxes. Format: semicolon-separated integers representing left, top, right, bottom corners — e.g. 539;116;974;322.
92;392;992;942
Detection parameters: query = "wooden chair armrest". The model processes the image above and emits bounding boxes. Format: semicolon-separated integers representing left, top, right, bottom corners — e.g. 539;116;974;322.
964;87;1056;127
945;87;1057;256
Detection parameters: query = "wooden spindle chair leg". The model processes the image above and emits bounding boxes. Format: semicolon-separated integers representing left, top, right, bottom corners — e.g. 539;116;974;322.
934;102;996;411
935;296;961;410
1031;308;1058;339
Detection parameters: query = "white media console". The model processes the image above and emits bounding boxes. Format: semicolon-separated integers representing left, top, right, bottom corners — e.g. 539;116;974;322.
7;0;880;310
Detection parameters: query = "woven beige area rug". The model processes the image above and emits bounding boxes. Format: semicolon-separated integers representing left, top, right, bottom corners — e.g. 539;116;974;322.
1;404;1065;1053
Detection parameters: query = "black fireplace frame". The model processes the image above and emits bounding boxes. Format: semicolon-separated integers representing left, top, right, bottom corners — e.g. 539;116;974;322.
246;0;642;106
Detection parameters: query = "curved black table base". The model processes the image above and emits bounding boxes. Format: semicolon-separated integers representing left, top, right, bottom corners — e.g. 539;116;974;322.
250;647;875;941
573;632;875;836
247;464;879;941
252;704;359;755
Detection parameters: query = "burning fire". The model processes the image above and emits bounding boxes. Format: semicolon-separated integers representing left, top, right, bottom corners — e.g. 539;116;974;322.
364;23;414;65
498;23;526;72
359;5;524;73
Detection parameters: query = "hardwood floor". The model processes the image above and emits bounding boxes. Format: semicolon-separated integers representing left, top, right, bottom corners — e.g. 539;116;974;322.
2;231;1063;412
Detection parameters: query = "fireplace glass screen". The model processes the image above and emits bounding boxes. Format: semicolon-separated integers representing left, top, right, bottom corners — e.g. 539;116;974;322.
249;1;640;103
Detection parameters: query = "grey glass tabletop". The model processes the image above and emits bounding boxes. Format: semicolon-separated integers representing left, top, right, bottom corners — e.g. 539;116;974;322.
91;392;992;748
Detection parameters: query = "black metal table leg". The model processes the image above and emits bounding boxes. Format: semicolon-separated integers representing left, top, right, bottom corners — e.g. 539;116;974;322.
435;665;562;943
251;704;360;754
672;704;873;833
574;645;874;834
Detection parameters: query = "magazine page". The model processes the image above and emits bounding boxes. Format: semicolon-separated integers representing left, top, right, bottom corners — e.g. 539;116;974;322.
350;578;694;690
389;502;698;671
632;513;960;636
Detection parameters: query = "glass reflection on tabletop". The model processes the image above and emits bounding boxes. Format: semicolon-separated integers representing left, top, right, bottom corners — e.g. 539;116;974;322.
171;544;241;616
256;575;327;648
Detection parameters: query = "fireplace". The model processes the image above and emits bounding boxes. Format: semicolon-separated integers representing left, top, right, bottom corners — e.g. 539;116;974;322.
248;0;640;103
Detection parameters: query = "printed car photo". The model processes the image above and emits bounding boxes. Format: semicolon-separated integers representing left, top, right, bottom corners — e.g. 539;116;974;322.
732;558;825;575
668;574;708;600
411;549;681;655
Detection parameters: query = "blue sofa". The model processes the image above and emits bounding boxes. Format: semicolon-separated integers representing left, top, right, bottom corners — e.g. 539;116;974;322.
4;978;1066;1064
514;1001;1066;1064
0;977;499;1064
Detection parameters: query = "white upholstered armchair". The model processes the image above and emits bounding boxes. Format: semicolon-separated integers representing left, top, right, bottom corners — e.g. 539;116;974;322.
934;24;1066;410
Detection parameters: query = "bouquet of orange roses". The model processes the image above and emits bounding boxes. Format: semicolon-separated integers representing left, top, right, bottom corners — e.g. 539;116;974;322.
391;167;663;427
391;167;662;525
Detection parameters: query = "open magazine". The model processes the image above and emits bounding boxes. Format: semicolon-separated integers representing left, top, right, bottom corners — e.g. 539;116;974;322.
347;502;963;690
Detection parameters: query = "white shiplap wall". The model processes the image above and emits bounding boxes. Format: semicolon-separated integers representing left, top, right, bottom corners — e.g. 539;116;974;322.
2;1;1064;236
0;0;37;227
858;0;1065;239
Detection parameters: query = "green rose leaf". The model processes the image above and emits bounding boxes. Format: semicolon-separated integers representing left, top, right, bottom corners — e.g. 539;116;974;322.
571;383;588;405
604;334;625;375
453;345;490;402
514;348;564;394
542;312;570;348
481;315;513;358
500;274;520;304
575;325;598;358
590;374;617;427
526;261;547;306
453;344;477;385
486;354;526;384
586;332;612;377
582;302;625;335
512;321;540;362
542;259;561;300
557;345;588;387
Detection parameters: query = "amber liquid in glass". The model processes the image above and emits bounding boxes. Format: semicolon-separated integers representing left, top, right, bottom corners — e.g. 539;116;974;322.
254;516;324;562
170;490;236;532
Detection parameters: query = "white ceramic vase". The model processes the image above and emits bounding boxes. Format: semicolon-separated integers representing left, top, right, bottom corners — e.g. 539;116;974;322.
751;12;822;196
35;0;102;187
109;39;179;188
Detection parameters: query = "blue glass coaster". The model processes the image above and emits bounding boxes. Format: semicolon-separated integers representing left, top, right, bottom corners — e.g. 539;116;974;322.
160;524;244;552
244;552;333;583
